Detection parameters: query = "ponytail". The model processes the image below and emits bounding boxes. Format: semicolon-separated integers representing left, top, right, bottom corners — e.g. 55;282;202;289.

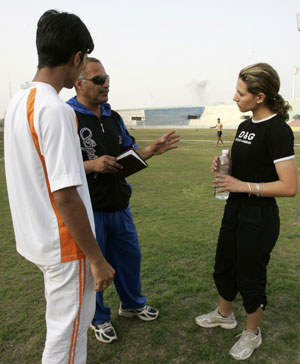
266;94;291;121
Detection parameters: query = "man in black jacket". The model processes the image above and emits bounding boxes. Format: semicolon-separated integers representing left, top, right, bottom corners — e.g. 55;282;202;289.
67;57;179;344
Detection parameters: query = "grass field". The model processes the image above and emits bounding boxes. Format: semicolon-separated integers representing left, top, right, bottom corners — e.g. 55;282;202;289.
1;128;300;364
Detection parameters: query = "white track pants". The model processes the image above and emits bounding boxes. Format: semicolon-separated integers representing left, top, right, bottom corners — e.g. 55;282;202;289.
37;258;95;364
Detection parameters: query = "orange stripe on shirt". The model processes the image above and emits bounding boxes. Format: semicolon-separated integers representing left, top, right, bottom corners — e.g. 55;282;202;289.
27;88;84;262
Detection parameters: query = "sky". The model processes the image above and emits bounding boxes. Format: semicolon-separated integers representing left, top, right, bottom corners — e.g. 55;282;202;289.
1;0;300;118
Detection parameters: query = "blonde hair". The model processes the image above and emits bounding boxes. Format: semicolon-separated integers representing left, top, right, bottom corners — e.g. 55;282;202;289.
239;63;291;121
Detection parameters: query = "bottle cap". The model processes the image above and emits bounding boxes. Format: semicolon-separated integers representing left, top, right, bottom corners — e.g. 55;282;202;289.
221;149;229;155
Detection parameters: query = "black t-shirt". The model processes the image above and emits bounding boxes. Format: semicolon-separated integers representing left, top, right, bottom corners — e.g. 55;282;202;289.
231;114;294;184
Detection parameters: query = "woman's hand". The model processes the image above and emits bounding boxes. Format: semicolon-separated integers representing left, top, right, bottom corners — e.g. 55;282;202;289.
213;174;246;193
211;156;220;172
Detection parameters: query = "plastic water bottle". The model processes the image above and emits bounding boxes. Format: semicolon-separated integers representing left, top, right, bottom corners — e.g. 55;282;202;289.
214;149;231;200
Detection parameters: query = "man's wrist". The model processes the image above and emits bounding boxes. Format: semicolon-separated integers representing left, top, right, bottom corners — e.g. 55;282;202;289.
89;249;105;264
85;159;97;174
149;144;156;156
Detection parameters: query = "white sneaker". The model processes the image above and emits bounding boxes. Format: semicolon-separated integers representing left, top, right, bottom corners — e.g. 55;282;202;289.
118;304;159;321
90;321;118;344
229;328;262;360
195;307;237;329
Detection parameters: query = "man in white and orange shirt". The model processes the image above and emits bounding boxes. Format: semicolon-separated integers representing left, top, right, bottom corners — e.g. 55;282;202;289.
4;10;115;364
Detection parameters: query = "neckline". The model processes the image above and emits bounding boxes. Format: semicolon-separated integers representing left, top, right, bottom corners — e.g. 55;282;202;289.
252;113;277;123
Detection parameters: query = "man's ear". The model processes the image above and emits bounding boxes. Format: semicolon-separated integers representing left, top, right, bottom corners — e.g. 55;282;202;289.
71;51;83;67
75;79;83;90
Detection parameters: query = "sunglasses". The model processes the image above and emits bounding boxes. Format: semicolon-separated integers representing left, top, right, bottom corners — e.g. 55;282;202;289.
81;75;110;85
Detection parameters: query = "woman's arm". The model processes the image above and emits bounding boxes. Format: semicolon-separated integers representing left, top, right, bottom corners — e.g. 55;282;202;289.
214;159;298;197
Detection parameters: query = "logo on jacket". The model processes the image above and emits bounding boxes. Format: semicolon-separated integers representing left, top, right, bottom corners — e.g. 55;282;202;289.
235;131;255;145
79;127;98;160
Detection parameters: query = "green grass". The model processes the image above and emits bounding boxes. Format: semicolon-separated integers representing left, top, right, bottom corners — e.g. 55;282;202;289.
1;128;300;363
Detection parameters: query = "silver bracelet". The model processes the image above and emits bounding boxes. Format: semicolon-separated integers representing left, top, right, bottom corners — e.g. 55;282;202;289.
256;183;262;198
260;183;264;198
246;182;252;197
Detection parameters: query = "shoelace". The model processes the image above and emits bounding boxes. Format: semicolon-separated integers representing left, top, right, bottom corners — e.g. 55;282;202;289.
136;305;149;313
98;322;113;332
235;330;258;346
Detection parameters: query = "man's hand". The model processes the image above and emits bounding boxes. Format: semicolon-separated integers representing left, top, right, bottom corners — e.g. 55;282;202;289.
85;155;123;174
90;259;115;291
149;130;180;156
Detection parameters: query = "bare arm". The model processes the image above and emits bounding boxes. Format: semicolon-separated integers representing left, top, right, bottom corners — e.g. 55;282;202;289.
53;186;115;290
135;130;180;160
214;159;298;197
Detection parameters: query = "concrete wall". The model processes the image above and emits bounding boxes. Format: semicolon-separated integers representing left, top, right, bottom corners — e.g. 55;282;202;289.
189;104;245;129
118;109;145;127
289;99;300;118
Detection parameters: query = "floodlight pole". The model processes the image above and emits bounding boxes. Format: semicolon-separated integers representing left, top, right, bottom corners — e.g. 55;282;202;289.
9;80;12;99
292;67;299;99
293;14;300;99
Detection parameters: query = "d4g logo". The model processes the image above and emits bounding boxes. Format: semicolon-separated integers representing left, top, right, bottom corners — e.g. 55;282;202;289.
238;131;255;141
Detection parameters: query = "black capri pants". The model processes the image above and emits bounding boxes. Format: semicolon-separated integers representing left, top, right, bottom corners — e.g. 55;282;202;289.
213;194;280;314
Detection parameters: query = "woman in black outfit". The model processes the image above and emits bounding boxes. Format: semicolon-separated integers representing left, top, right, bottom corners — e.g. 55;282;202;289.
195;63;298;361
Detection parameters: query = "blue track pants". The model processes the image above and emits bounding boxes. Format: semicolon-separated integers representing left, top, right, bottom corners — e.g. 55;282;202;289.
92;207;146;325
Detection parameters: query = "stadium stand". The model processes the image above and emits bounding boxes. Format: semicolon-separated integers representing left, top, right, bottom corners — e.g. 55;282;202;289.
145;107;204;126
119;107;204;128
118;99;300;130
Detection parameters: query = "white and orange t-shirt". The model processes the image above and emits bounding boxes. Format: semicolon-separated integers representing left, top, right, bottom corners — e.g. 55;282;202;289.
4;82;95;265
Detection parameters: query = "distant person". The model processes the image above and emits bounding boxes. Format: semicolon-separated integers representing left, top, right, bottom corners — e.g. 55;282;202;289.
210;118;224;146
195;63;298;361
67;57;180;344
4;10;115;364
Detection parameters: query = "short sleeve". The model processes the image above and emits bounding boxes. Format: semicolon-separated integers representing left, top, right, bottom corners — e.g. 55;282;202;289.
39;104;83;192
267;122;294;164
